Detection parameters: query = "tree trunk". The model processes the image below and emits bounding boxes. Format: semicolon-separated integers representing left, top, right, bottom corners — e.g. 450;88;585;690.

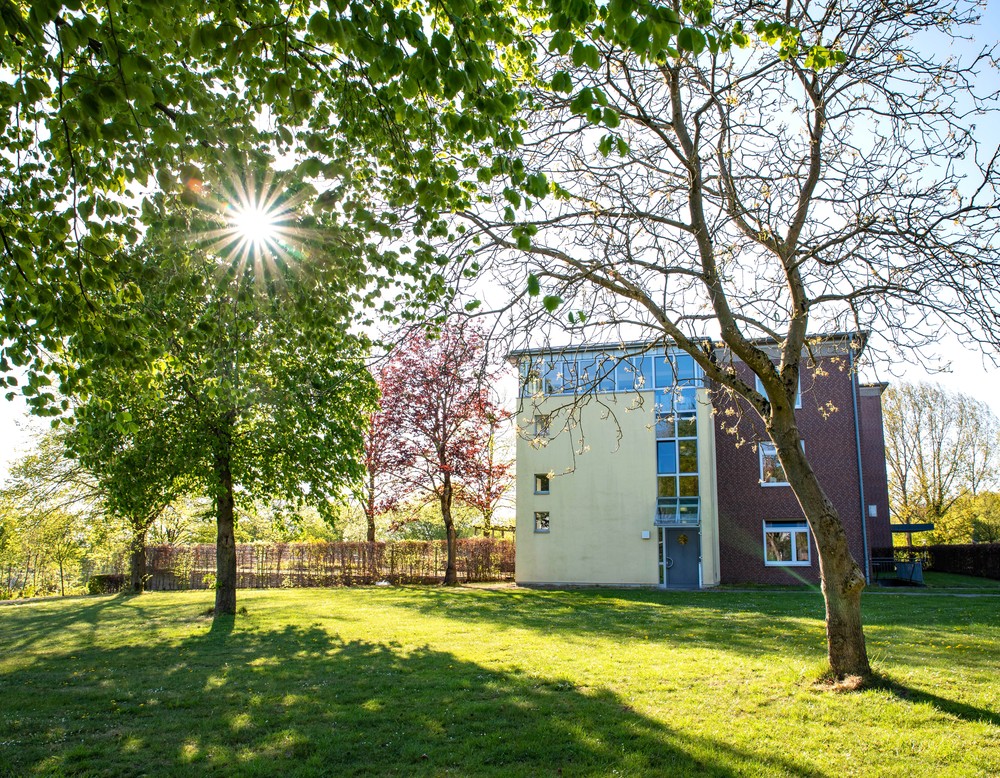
129;526;148;593
483;508;494;537
58;559;65;597
776;430;872;680
441;473;458;586
214;451;237;615
366;476;377;543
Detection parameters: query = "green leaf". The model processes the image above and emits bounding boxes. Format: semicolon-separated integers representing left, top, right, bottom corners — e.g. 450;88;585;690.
543;295;562;312
570;87;593;114
677;27;706;56
527;274;540;296
551;70;573;94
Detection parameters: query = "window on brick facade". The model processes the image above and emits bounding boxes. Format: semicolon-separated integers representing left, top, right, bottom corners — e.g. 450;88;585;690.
763;521;811;566
755;374;802;409
759;443;787;485
760;442;800;486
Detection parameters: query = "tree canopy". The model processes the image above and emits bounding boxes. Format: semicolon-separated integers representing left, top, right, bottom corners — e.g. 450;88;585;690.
457;0;999;678
1;0;536;406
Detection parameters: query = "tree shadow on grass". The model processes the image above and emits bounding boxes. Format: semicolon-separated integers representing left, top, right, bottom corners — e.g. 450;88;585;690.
870;676;1000;728
1;620;826;778
0;592;138;654
381;586;831;659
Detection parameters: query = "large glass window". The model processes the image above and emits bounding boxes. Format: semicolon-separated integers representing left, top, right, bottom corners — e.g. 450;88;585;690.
763;521;810;566
656;411;699;525
615;356;651;392
522;346;703;397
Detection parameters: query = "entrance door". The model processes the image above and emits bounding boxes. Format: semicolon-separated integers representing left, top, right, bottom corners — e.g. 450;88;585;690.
661;528;700;588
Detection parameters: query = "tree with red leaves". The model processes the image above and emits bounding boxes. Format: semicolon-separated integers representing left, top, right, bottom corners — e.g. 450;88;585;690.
380;324;506;585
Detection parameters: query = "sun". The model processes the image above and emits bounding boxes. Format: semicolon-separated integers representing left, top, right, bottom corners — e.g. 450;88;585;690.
229;202;281;252
198;171;306;274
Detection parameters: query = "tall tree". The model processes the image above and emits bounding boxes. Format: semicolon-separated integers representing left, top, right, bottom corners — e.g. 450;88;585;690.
68;203;378;614
883;382;1000;529
0;430;100;597
458;0;999;678
380;323;504;584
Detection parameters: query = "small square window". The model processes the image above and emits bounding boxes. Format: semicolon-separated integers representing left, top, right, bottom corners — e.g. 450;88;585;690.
533;414;551;438
534;474;550;494
763;521;811;566
534;512;550;533
759;443;789;486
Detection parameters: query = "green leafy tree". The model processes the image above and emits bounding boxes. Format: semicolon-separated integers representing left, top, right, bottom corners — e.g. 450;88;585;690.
0;430;100;597
883;383;1000;536
66;369;192;592
69;206;378;614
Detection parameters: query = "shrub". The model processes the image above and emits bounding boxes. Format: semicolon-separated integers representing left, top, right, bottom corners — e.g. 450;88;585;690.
87;574;126;595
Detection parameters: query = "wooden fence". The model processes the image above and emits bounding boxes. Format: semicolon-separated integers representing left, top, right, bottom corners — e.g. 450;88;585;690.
142;538;515;590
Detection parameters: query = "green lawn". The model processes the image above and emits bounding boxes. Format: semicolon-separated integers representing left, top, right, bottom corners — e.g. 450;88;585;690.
920;571;1000;592
1;587;997;777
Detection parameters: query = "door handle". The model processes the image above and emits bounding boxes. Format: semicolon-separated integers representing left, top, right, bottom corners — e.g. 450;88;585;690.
665;556;674;569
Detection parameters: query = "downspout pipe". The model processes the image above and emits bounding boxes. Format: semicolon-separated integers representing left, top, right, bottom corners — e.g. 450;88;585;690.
849;347;871;584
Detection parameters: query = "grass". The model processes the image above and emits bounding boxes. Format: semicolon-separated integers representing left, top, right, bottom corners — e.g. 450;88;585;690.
1;586;998;777
919;571;1000;592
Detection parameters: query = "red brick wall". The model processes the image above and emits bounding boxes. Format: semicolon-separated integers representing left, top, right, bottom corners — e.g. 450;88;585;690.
712;355;871;584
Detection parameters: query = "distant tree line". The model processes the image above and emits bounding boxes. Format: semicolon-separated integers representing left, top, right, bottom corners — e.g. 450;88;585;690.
883;383;1000;545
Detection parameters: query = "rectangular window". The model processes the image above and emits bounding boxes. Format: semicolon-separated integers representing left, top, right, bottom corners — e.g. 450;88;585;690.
755;374;802;409
533;415;551;438
657;476;676;498
615;355;652;392
759;442;788;485
596;356;616;392
654;355;674;387
520;358;542;396
763;521;811;566
675;353;697;381
534;512;550;533
534;474;550;494
656;441;677;474
655;497;700;525
678;439;698;474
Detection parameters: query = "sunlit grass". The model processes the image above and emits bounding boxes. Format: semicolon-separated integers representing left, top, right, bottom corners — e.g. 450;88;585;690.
1;586;997;776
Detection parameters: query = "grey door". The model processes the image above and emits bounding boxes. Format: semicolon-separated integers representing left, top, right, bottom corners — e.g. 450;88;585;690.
663;528;700;588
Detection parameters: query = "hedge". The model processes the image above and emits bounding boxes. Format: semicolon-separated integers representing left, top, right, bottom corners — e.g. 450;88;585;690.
924;543;1000;580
